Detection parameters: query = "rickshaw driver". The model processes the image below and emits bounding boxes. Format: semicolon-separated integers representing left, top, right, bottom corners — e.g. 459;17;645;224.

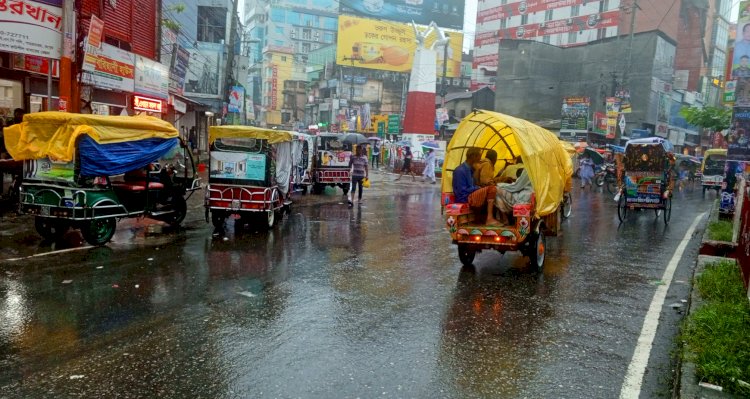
452;147;501;226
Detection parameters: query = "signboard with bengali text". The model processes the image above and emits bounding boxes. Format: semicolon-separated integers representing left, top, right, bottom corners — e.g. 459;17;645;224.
560;97;589;133
0;0;63;58
81;42;136;92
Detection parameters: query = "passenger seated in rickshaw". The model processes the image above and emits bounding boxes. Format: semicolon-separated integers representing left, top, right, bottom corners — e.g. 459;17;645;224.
494;169;534;225
452;147;501;225
497;156;524;183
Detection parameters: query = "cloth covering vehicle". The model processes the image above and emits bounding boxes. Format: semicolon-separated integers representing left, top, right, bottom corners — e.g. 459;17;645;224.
3;112;200;245
441;110;573;271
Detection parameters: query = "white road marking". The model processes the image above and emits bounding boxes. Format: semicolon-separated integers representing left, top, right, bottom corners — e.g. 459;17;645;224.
3;246;95;262
619;212;706;399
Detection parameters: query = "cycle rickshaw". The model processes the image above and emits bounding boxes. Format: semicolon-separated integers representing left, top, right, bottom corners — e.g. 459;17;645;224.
616;137;675;224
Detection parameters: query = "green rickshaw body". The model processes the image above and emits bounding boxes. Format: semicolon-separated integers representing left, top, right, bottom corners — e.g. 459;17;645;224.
4;112;200;245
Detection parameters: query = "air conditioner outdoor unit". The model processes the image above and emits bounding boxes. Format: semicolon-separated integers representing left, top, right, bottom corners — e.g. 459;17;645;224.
540;21;546;28
567;18;574;25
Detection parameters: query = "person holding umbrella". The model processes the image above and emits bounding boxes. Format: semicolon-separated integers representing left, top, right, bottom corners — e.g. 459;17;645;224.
348;145;369;206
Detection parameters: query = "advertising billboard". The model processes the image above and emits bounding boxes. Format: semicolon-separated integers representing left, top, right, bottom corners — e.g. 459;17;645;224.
734;1;750;106
560;97;589;133
340;0;464;30
336;15;463;77
0;0;62;59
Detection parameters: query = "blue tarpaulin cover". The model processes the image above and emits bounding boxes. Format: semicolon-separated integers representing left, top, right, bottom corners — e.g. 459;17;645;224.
78;136;178;177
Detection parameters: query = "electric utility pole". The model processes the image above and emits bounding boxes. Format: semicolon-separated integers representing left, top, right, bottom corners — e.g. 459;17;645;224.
623;0;640;86
222;0;240;121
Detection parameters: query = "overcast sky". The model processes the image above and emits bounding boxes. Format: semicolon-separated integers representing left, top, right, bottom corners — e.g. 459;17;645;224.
463;0;477;52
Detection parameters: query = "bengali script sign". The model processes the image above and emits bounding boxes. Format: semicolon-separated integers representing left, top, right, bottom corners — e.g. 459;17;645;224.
0;0;63;58
82;42;136;92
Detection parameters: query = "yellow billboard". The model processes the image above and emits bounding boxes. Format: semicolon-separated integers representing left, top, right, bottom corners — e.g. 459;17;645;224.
336;15;463;78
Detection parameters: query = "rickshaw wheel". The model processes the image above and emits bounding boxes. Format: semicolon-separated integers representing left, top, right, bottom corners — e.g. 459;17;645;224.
168;196;187;226
528;232;546;272
617;193;628;222
663;198;672;224
457;244;475;266
34;217;70;241
265;210;276;229
562;192;572;219
81;217;117;246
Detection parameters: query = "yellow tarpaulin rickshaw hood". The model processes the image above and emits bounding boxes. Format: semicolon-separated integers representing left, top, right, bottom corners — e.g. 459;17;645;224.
209;126;293;144
441;110;573;218
3;112;179;162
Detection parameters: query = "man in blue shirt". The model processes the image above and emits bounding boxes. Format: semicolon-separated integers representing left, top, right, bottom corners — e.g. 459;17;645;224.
452;147;500;225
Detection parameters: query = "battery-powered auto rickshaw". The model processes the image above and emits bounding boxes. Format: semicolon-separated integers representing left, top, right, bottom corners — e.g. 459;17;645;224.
616;137;675;224
4;112;200;245
311;133;352;195
441;110;573;271
700;148;727;197
205;125;293;230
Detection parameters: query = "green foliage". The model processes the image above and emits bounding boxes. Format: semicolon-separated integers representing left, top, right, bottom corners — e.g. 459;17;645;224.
161;3;185;33
679;106;732;132
683;261;750;395
707;220;733;242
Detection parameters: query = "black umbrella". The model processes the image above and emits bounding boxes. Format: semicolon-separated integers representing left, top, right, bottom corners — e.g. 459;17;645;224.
581;147;605;165
341;133;369;145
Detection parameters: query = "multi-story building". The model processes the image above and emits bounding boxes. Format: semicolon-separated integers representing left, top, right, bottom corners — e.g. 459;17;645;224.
244;0;338;127
474;0;730;110
160;0;240;150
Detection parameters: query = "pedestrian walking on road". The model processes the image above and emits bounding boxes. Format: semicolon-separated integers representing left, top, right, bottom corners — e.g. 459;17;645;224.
372;143;381;170
348;145;369;206
395;146;416;181
422;148;437;184
579;156;595;189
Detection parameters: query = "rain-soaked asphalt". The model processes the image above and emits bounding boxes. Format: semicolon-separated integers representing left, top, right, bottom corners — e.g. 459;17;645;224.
0;176;711;398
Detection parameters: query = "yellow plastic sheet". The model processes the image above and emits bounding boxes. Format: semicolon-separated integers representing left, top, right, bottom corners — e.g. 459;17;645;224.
441;110;573;217
3;112;178;162
209;126;293;144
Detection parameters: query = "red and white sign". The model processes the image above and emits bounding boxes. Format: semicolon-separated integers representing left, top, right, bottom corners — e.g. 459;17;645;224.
133;95;163;113
0;0;63;58
474;10;620;46
478;0;594;23
13;54;59;77
87;14;104;49
271;65;278;110
82;43;136;92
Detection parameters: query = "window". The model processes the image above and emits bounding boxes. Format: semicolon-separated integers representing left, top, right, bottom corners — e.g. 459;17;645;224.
460;110;466;118
274;39;284;46
568;31;576;45
500;18;507;29
281;56;287;62
521;14;528;25
323;32;334;43
301;42;311;53
322;17;337;30
270;8;285;23
542;35;550;44
597;28;607;40
571;5;580;17
544;10;553;21
599;0;610;12
302;28;312;40
276;26;284;34
197;6;226;43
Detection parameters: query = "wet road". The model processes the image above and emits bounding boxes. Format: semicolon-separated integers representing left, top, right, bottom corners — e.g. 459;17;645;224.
0;178;710;398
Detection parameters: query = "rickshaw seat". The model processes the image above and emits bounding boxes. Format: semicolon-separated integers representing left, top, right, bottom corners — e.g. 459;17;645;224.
112;181;165;191
442;193;472;215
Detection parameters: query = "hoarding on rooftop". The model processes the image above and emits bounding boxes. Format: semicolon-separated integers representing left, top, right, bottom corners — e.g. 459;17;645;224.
340;0;464;30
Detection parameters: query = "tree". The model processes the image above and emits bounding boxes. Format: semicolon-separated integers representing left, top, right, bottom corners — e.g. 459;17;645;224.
679;106;732;132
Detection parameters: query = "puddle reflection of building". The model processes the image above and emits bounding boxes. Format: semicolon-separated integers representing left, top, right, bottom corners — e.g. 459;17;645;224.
435;270;557;397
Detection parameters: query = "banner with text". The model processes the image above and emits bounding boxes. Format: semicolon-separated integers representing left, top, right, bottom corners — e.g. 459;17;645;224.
0;0;62;59
341;0;464;30
560;97;589;133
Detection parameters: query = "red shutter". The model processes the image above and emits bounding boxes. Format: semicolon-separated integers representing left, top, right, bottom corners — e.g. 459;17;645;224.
131;0;157;58
102;0;132;44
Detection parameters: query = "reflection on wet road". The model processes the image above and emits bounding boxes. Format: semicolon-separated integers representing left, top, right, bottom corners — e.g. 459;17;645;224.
0;184;710;398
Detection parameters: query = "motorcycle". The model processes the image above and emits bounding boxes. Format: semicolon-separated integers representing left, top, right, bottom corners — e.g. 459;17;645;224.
594;163;618;194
